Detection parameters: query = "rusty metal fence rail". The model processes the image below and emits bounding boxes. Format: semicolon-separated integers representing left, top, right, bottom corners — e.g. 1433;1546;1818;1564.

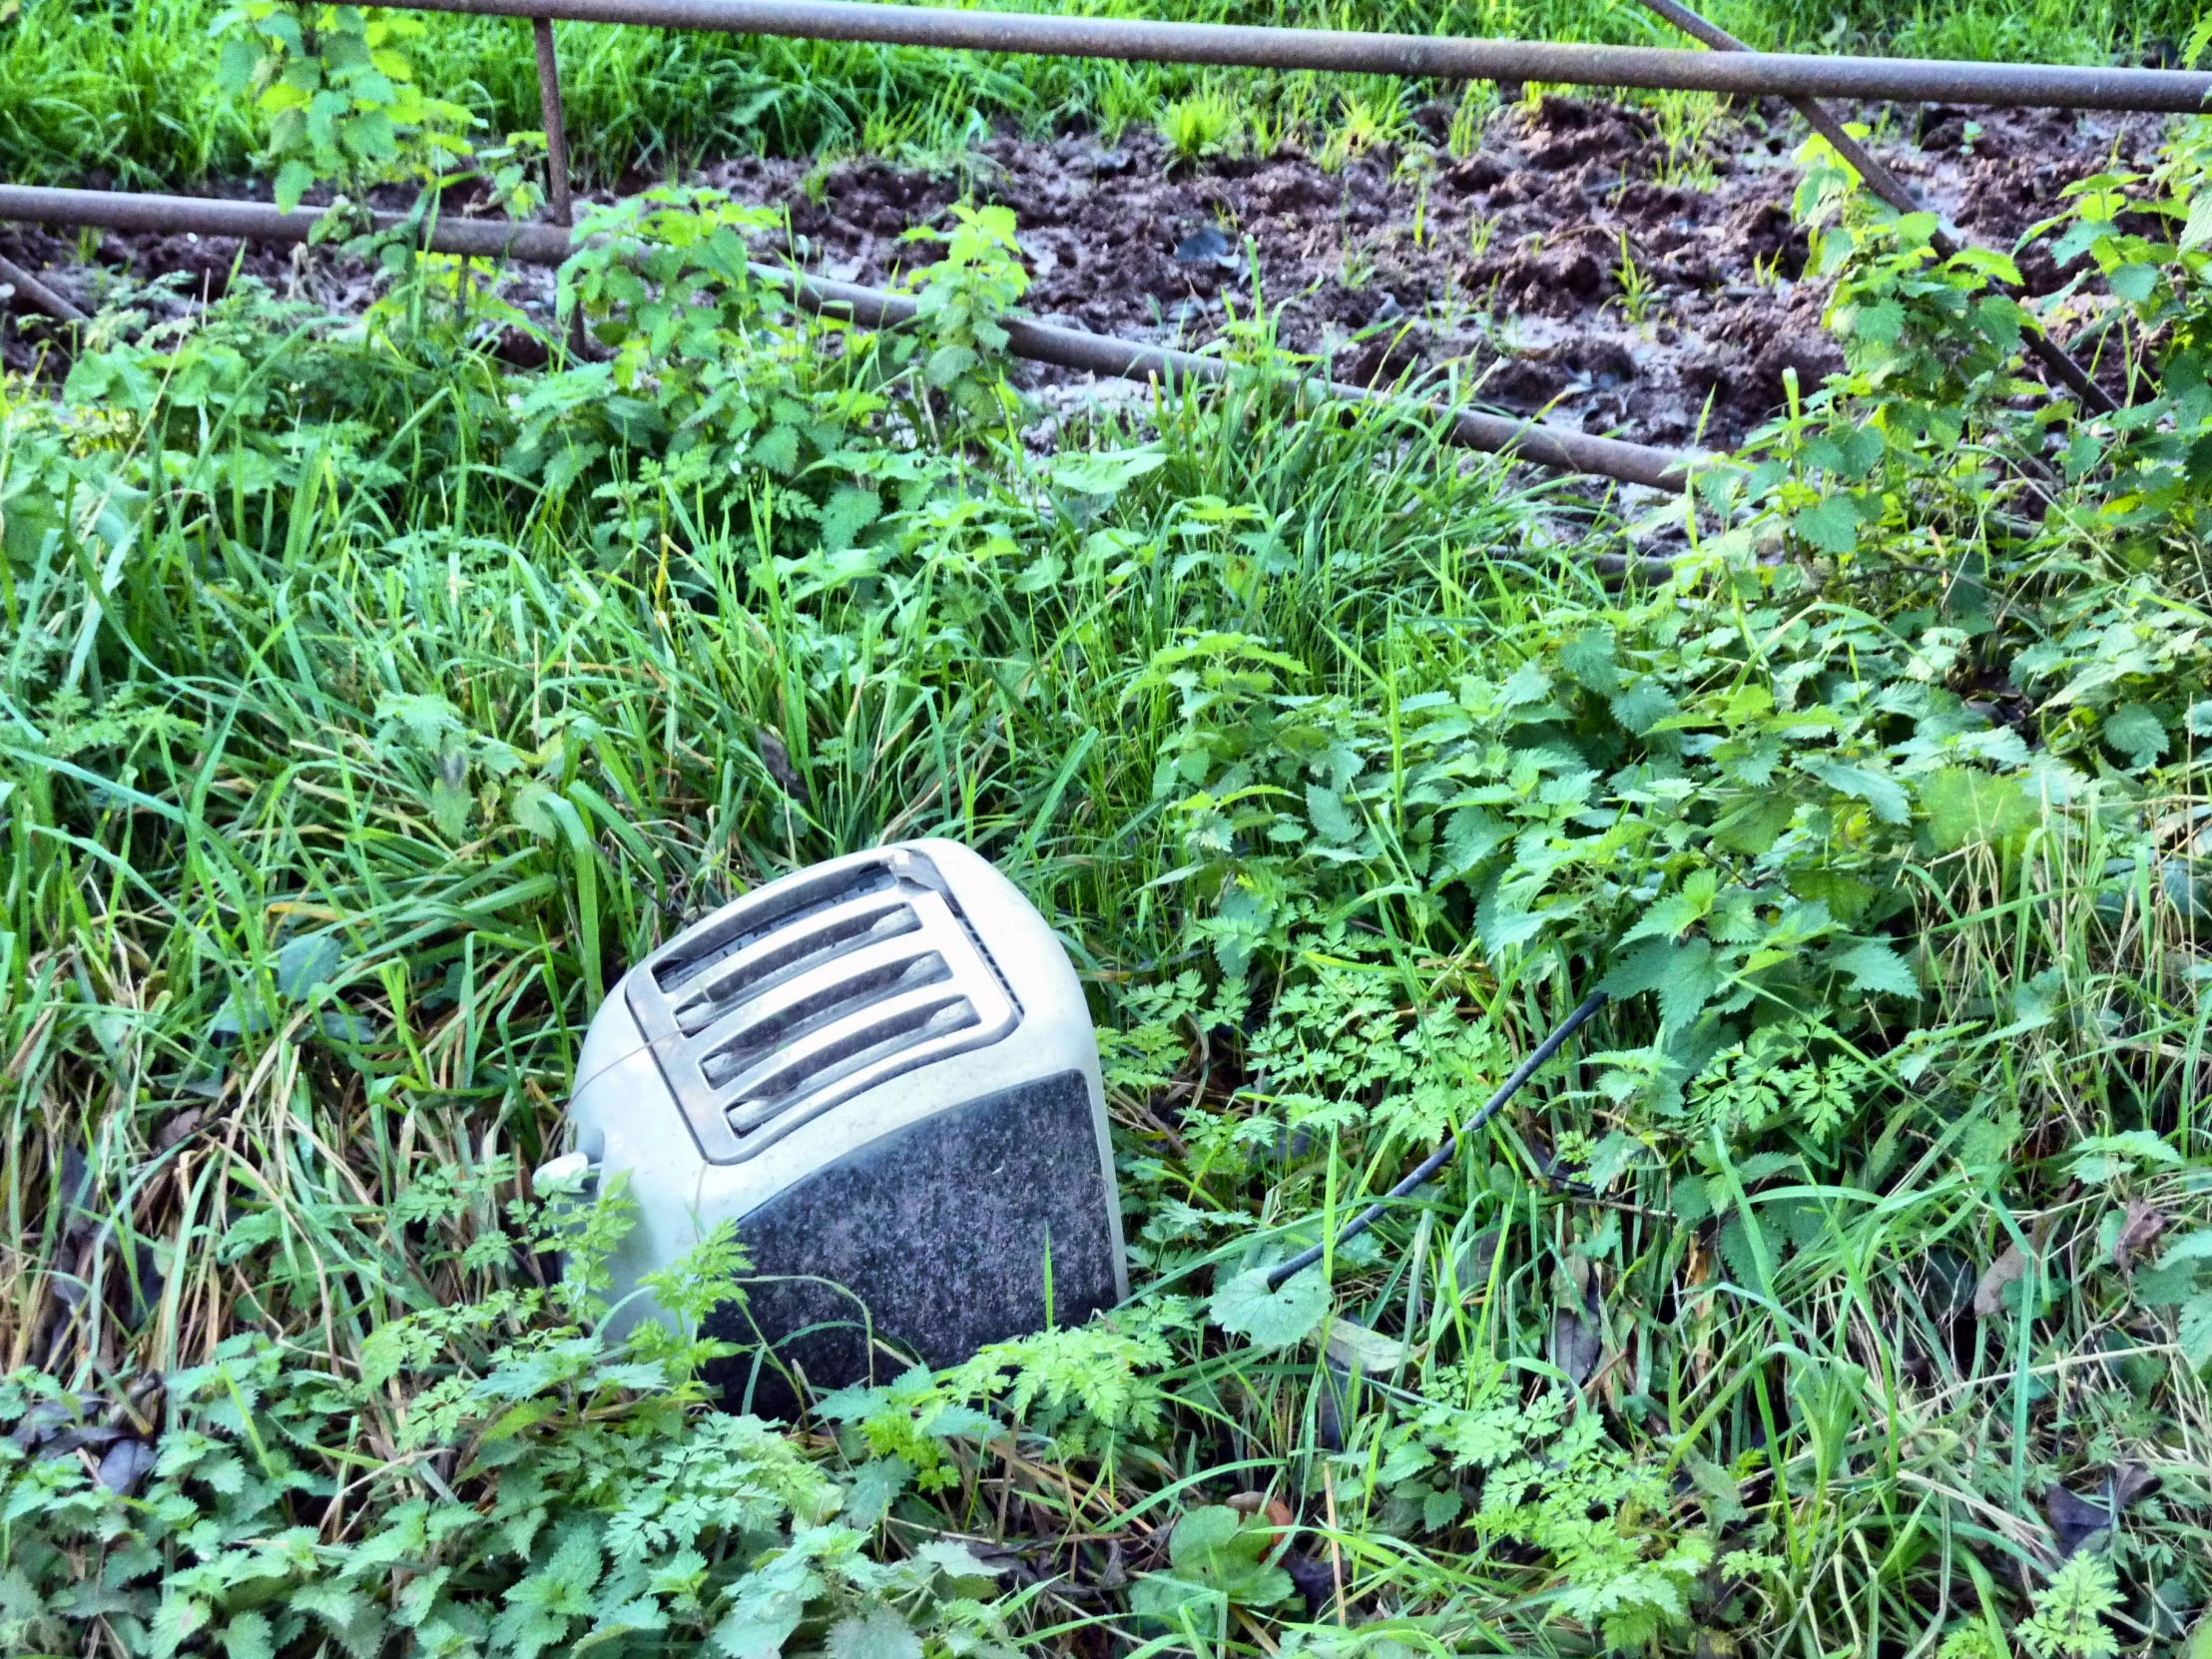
6;0;2207;489
397;0;2212;112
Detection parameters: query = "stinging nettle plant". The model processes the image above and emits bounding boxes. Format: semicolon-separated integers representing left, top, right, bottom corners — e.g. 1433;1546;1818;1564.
214;2;474;211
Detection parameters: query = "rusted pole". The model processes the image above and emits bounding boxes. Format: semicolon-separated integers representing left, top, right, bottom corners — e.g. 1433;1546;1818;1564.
531;15;575;226
390;0;2212;113
528;14;592;357
0;184;1699;492
0;252;87;326
1634;0;2118;414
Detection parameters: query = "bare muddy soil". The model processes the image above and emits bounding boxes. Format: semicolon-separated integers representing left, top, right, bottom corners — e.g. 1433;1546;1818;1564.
2;98;2164;452
727;97;2161;449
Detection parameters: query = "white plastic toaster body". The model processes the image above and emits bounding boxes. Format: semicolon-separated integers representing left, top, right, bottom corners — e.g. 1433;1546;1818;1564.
561;838;1127;1412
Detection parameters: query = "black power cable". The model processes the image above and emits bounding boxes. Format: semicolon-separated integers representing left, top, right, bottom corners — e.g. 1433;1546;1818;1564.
1263;989;1611;1291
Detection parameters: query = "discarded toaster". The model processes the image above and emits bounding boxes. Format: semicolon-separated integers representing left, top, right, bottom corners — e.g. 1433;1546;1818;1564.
548;839;1127;1415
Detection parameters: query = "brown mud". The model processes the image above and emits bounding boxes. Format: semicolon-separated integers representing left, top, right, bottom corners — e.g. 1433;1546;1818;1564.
2;98;2165;452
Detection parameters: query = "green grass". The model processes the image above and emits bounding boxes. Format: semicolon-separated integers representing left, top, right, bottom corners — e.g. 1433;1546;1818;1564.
3;151;2211;1653
0;0;2189;190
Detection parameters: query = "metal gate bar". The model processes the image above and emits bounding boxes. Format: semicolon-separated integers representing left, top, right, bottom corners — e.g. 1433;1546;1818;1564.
396;0;2212;113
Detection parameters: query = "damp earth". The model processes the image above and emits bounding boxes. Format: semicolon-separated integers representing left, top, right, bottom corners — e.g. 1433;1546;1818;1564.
2;96;2163;453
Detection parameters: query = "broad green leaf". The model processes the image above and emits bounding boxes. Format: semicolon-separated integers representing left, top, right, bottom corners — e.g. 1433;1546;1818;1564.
2109;262;2160;302
511;781;561;839
151;1596;213;1659
1440;805;1506;871
1128;1572;1220;1628
1047;444;1167;497
1920;768;2033;851
1605;936;1719;1032
1622;868;1718;944
913;1538;1004;1588
1832;939;1918;997
2157;1230;2212;1271
841;1456;910;1527
2174;1292;2211;1374
1792;494;1863;554
826;1606;922;1659
276;934;344;1000
1803;757;1910;825
2102;703;2169;770
1558;628;1620;693
2068;1131;2183;1184
274;159;316;212
820;485;881;553
1165;1505;1295;1606
1306;784;1360;843
1210;1265;1329;1350
924;343;978;387
222;1613;275;1659
430;773;472;839
292;1583;387;1659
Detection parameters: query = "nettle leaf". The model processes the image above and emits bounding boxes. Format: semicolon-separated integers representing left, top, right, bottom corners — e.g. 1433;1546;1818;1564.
820;485;881;554
292;1584;386;1659
377;692;466;754
1623;869;1718;944
2103;702;2169;770
1558;628;1621;693
221;1612;276;1659
2157;1230;2212;1272
430;771;472;839
714;1557;818;1659
1210;1265;1329;1350
2067;1131;2184;1185
841;1456;911;1527
1792;494;1864;554
2180;1294;2212;1375
924;343;978;387
1831;939;1919;998
1605;937;1720;1033
1802;757;1910;825
826;1606;922;1659
2109;263;2160;302
1921;768;2033;851
1441;805;1508;872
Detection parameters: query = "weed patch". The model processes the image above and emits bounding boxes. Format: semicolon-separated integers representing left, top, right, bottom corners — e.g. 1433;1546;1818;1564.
3;67;2212;1659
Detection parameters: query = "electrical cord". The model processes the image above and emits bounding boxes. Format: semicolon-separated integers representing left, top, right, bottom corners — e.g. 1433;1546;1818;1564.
1262;989;1611;1290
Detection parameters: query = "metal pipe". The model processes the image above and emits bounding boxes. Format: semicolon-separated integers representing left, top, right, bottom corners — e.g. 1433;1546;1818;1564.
531;16;575;226
0;186;577;263
1263;989;1611;1292
0;184;1697;491
1634;0;2118;415
390;0;2212;113
0;251;87;326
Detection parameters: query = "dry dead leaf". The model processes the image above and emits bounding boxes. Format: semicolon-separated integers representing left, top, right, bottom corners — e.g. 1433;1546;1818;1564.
1552;1308;1602;1385
154;1108;205;1153
2044;1465;2160;1557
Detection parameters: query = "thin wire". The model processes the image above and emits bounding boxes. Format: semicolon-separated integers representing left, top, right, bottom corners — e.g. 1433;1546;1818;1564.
1264;989;1610;1290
